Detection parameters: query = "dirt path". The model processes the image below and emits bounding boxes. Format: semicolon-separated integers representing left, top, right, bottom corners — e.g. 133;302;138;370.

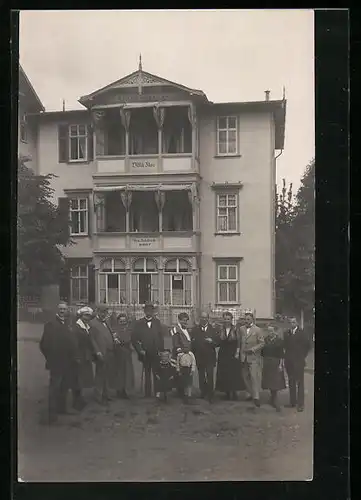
17;322;314;482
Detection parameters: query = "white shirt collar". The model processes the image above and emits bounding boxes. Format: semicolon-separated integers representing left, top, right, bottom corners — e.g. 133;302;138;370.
178;323;191;341
76;318;90;331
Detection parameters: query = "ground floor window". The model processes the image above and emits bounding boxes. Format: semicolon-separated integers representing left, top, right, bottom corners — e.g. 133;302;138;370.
94;256;195;307
131;257;159;305
98;258;127;304
164;258;192;306
70;265;88;303
216;261;239;304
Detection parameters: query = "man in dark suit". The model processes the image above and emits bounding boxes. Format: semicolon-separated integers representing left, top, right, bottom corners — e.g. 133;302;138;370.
39;302;78;423
130;302;165;399
191;311;220;402
283;317;311;412
90;305;116;404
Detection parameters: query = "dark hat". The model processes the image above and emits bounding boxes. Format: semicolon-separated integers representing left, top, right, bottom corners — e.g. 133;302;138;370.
143;302;155;310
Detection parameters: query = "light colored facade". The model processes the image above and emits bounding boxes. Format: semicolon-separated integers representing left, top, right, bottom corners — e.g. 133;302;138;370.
22;61;286;321
18;64;44;170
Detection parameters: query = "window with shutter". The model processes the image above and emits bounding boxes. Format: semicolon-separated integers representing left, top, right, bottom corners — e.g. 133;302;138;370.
70;265;88;303
69;197;88;235
58;125;69;163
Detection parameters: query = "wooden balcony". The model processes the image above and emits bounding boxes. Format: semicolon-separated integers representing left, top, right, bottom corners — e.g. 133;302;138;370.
94;154;194;175
92;231;200;253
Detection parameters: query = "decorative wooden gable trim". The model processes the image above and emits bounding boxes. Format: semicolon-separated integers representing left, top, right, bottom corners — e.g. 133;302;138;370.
114;70;167;87
79;69;207;106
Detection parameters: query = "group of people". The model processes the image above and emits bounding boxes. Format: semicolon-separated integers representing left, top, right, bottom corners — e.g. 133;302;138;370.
39;301;311;424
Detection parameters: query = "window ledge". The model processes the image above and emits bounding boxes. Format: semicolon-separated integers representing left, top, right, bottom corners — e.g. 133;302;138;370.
214;232;241;236
215;303;241;307
213;257;243;262
214;154;242;159
70;233;89;238
67;160;92;165
96;155;126;160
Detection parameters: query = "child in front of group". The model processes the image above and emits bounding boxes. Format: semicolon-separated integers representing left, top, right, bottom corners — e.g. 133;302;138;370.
155;350;177;402
176;346;196;404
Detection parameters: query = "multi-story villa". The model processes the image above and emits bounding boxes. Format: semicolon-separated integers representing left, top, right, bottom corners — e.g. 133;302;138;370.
19;59;286;322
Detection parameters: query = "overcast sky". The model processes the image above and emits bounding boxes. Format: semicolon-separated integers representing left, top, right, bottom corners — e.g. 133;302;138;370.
19;9;314;189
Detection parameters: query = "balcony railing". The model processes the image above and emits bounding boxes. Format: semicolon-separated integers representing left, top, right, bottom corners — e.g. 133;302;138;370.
92;103;198;175
93;231;200;253
95;154;194;175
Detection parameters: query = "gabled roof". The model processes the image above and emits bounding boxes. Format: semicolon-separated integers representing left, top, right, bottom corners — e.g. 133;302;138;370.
19;64;45;112
79;68;208;106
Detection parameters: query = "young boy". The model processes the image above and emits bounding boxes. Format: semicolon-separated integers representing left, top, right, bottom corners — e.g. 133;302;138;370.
176;347;196;404
154;350;177;402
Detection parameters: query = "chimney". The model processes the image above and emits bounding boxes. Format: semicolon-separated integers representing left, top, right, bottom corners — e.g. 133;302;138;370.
265;90;270;101
62;99;65;112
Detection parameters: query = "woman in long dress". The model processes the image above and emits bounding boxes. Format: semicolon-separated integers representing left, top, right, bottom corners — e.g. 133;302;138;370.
215;311;244;400
72;306;96;408
261;325;286;411
113;313;135;399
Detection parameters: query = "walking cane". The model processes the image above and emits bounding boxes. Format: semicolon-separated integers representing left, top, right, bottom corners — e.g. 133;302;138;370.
140;364;144;393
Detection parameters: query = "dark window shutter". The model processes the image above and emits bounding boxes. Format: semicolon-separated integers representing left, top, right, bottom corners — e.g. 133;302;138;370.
58;197;70;239
58;124;69;163
87;195;92;236
59;261;71;302
87;124;94;161
88;264;96;306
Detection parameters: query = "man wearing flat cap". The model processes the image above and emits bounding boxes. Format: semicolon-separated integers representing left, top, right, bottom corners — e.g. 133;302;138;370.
130;302;165;398
90;305;116;404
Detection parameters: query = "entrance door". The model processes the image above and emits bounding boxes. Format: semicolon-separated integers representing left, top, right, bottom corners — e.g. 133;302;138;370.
139;274;151;304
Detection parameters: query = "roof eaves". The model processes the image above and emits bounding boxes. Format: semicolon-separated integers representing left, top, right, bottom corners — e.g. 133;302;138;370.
19;64;45;112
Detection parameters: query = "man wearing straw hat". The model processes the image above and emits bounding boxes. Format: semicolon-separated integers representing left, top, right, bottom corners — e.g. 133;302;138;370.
130;302;165;399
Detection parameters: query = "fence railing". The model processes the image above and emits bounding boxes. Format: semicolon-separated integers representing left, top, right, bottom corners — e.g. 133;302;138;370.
18;298;260;326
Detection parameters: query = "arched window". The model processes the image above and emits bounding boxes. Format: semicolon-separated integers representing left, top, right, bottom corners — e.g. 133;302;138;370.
99;258;126;304
164;258;192;306
131;258;159;305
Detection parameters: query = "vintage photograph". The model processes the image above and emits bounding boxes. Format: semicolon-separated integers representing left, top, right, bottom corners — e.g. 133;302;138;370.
17;9;315;481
